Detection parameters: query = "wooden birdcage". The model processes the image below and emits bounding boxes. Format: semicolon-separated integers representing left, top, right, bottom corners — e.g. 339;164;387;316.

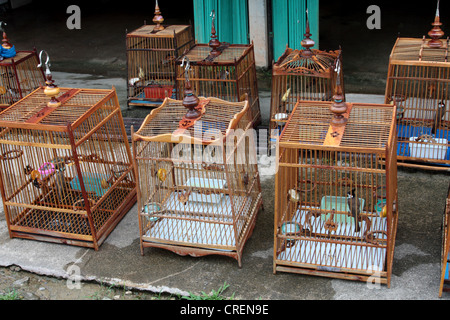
273;82;399;286
0;22;45;109
132;74;263;266
269;12;344;146
126;1;194;108
0;52;136;249
384;2;450;170
439;182;450;297
175;10;261;126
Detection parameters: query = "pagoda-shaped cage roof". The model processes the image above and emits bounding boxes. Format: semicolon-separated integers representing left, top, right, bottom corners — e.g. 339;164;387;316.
133;96;250;145
0;87;117;129
273;47;341;76
279;100;396;151
390;37;449;65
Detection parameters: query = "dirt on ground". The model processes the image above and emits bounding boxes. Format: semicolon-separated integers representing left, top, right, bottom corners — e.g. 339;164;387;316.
0;265;175;300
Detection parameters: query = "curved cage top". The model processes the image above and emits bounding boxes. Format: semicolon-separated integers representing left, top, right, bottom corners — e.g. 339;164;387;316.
127;24;191;39
279;100;396;150
273;47;341;76
134;96;249;143
390;37;449;64
0;87;117;127
179;43;251;65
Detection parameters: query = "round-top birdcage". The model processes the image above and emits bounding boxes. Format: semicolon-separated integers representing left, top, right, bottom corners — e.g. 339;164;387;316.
175;9;261;127
132;63;263;266
269;9;343;148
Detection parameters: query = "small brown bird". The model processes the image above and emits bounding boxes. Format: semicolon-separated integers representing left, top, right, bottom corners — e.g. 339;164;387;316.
347;188;361;233
178;188;192;206
432;101;446;135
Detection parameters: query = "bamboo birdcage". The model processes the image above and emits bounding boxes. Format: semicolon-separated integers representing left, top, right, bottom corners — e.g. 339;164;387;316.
132;68;263;266
273;80;399;286
0;52;136;250
0;22;45;109
385;2;450;170
126;1;194;108
439;182;450;297
270;12;344;146
175;10;261;126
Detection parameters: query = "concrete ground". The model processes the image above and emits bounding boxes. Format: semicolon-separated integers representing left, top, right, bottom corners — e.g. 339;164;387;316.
0;71;449;300
0;0;449;301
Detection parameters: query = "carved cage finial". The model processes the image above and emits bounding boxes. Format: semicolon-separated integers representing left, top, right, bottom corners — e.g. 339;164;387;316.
153;0;165;31
428;0;445;48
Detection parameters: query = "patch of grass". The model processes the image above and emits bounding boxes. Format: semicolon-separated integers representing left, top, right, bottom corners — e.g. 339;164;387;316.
180;281;235;300
0;289;21;300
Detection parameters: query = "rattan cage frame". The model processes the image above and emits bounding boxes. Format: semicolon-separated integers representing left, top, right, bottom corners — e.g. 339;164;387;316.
132;96;263;267
0;86;137;250
269;24;344;149
439;182;450;297
0;48;45;109
384;6;450;170
125;4;195;108
273;99;399;286
174;10;260;127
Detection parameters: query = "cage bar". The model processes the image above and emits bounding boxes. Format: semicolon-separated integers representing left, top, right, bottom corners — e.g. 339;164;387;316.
126;1;194;108
384;2;450;170
439;182;450;297
0;54;136;249
175;10;261;126
132;74;263;266
0;23;45;109
269;10;344;148
273;85;398;286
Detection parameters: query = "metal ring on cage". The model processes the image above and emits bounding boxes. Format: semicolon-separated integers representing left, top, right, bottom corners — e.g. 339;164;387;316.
142;202;164;225
365;230;388;245
0;149;23;160
280;221;302;248
72;198;96;211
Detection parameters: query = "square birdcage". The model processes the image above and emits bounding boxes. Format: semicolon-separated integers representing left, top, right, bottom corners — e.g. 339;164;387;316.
0;24;45;109
384;5;450;169
273;89;398;286
269;15;344;147
439;183;450;297
175;11;261;126
0;57;136;249
126;2;194;108
132;80;263;267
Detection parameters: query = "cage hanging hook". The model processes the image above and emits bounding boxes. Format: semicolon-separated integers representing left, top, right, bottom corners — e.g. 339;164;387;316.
181;56;191;82
37;50;51;76
0;21;6;33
